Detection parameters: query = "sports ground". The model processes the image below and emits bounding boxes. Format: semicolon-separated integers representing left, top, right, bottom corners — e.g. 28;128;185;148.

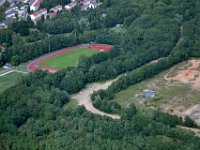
40;48;98;69
27;44;113;73
0;70;26;93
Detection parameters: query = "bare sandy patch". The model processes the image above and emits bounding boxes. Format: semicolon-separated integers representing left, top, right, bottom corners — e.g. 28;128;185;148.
73;79;121;119
165;59;200;90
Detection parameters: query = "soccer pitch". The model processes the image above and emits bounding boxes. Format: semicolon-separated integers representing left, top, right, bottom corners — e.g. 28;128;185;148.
0;71;25;93
39;48;98;69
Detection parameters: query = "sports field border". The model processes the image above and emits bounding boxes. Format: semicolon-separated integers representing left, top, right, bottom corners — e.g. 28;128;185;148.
27;44;113;73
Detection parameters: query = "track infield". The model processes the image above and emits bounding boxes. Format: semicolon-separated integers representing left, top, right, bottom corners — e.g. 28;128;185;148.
27;44;113;73
40;48;98;69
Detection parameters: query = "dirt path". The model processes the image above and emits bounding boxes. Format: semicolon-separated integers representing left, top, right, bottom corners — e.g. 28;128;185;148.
73;79;121;119
72;57;168;119
178;126;200;137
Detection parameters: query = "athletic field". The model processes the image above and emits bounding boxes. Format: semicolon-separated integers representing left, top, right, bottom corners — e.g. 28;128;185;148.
39;48;98;69
0;71;25;93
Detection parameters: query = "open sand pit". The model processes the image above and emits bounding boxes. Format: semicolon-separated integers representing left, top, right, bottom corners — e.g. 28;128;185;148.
165;59;200;90
161;103;200;125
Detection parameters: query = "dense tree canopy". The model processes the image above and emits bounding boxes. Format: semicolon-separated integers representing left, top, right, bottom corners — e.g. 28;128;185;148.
1;0;200;149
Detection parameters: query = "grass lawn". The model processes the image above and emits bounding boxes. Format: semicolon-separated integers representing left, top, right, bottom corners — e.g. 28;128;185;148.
0;71;25;93
40;48;98;69
0;68;4;72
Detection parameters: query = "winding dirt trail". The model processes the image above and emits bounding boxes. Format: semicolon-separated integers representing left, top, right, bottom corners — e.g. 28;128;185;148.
72;79;121;119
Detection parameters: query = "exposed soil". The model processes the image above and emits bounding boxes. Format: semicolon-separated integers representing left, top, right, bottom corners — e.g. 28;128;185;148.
164;59;200;90
73;78;121;119
163;59;200;125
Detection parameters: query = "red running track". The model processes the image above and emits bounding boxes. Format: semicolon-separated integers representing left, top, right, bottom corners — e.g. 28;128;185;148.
27;44;113;73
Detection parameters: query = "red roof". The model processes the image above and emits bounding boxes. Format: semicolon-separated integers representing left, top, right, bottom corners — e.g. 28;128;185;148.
51;5;62;11
32;8;47;17
49;12;57;18
67;1;76;7
33;0;43;7
82;0;90;4
91;1;97;6
81;4;89;10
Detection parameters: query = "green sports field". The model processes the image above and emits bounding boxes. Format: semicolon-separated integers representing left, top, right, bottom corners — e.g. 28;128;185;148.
0;71;25;93
40;48;98;69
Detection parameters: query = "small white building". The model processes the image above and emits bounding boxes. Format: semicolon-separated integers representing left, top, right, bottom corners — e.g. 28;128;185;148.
89;1;97;9
50;5;62;12
5;10;16;19
65;1;77;11
0;21;7;29
81;0;97;11
0;0;6;7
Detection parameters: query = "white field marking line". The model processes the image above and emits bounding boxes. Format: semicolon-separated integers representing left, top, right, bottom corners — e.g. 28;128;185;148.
12;70;28;74
0;70;28;77
0;70;14;77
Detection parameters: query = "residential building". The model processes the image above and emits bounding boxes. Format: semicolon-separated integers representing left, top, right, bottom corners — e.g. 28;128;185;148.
5;5;18;14
89;1;97;9
0;0;6;7
48;12;57;19
30;0;43;11
81;0;97;11
5;10;16;19
30;8;47;24
50;5;62;12
80;4;89;11
82;0;90;5
65;1;76;11
0;21;7;29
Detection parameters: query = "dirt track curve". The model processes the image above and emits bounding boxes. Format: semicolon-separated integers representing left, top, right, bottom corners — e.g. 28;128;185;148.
73;79;121;119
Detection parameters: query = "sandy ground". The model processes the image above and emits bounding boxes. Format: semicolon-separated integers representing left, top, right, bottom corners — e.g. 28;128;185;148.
165;59;200;90
73;79;121;119
163;59;200;124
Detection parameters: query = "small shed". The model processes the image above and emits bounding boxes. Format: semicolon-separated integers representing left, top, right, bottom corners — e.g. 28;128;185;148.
143;89;155;98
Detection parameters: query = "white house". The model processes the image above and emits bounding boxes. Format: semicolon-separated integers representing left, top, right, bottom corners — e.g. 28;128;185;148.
89;1;97;9
82;0;90;5
81;0;97;11
0;21;7;29
30;0;43;11
30;8;47;24
50;5;62;12
0;0;6;7
65;1;77;11
5;10;16;20
5;6;18;14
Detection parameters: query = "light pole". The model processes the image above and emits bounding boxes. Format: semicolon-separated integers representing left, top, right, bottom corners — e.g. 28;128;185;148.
48;34;51;54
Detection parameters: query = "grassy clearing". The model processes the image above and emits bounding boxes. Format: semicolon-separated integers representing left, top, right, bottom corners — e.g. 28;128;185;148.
63;99;78;110
113;70;200;109
0;71;25;93
40;48;98;69
0;68;4;72
14;62;29;72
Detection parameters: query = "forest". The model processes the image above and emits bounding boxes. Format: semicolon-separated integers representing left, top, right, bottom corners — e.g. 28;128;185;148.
1;0;200;149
